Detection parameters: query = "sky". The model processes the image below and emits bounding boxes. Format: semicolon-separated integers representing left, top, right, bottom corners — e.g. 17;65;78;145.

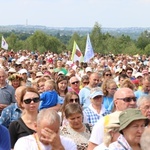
1;0;150;28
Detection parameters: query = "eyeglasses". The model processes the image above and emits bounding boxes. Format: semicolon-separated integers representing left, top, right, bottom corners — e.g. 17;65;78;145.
70;98;79;103
50;67;53;69
71;81;79;85
83;82;89;85
116;97;136;102
23;97;40;104
105;74;112;76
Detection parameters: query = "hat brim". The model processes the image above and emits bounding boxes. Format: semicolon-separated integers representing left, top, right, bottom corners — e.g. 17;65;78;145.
119;116;149;131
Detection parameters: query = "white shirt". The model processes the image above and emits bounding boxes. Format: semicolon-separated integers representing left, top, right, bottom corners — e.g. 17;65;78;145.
14;135;77;150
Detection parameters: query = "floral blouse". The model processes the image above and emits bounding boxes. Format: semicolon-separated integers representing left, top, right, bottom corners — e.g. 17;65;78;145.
60;124;91;150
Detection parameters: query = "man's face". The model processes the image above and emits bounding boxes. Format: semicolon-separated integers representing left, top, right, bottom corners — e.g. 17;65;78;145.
126;70;133;78
36;120;59;145
114;89;137;111
142;80;150;93
70;77;80;90
0;70;6;85
89;74;99;88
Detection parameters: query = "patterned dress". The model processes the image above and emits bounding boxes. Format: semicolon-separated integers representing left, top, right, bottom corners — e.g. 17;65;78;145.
60;124;91;150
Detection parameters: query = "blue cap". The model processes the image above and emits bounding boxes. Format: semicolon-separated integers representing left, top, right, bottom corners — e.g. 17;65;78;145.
90;90;103;99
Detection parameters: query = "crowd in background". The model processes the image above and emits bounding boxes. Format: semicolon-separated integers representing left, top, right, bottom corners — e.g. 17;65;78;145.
0;49;150;149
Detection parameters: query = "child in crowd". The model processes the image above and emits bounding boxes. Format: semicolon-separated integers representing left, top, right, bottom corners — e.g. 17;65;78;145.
39;80;58;110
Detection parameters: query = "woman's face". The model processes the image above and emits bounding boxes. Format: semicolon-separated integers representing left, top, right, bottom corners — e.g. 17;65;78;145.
58;80;68;91
104;71;112;80
82;79;89;88
67;113;83;130
22;92;40;112
69;94;79;104
12;79;20;88
107;83;117;96
123;120;145;145
92;95;103;106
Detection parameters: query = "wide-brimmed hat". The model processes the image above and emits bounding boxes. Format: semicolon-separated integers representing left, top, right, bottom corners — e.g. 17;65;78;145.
119;108;148;131
105;111;121;129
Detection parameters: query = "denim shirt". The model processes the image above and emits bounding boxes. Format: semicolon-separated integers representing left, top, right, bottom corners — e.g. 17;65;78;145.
0;103;22;128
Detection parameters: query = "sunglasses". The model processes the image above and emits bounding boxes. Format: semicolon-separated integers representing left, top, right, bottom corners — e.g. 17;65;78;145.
50;67;53;69
71;81;79;85
105;74;112;76
23;97;40;104
70;98;79;103
117;97;136;102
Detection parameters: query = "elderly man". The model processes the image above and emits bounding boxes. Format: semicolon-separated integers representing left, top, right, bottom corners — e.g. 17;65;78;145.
79;72;100;109
69;76;80;94
87;87;137;150
0;86;25;128
14;109;77;150
0;68;16;114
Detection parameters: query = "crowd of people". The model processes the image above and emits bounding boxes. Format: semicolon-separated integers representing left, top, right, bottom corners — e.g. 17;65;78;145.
0;49;150;150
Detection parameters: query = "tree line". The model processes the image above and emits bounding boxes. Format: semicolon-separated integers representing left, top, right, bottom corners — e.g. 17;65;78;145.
1;22;150;55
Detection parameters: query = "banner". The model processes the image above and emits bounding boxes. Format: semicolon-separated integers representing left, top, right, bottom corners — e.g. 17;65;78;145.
84;34;94;62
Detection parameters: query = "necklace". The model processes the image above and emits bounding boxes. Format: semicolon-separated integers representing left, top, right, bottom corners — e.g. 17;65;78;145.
33;133;41;150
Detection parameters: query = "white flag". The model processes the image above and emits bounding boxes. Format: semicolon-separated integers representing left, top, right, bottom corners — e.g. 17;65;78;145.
84;34;94;62
1;36;8;50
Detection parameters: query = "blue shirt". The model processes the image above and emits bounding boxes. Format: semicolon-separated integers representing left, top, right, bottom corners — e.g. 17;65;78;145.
0;103;22;128
40;90;58;110
79;87;91;109
0;125;11;150
134;90;149;100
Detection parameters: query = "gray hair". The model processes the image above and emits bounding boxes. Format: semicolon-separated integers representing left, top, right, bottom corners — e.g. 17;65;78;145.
37;109;60;125
137;95;150;108
140;128;150;150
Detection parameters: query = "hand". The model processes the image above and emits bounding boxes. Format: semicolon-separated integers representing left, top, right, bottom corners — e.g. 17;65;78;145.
0;104;8;111
40;128;65;150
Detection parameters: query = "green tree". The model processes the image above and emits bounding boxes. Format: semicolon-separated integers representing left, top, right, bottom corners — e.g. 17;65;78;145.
90;22;103;53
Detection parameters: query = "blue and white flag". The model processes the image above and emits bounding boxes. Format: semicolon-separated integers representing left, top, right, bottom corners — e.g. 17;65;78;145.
84;34;94;62
1;36;8;50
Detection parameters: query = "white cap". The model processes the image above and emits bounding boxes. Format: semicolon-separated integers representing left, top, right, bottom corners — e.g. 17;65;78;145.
8;68;16;73
18;69;28;74
85;67;92;73
135;72;143;78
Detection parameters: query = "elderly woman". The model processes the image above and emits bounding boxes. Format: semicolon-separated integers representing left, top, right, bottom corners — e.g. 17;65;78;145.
60;103;91;150
83;87;109;126
94;111;121;150
137;94;150;120
109;108;148;150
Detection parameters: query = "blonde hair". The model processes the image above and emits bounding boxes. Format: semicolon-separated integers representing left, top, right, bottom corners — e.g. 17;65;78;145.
45;79;56;90
103;126;119;147
120;78;135;91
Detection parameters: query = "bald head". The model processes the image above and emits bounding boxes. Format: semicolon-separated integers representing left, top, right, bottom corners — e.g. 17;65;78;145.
114;87;136;111
114;87;134;101
15;86;26;103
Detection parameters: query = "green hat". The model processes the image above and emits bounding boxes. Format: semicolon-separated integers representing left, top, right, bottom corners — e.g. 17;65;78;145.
119;108;149;131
